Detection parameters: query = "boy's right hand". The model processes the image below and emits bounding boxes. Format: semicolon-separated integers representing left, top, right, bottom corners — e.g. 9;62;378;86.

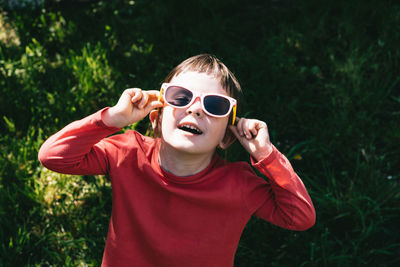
103;88;163;128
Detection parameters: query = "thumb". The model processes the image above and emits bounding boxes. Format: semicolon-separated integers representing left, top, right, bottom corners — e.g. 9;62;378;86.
229;125;242;139
150;100;164;109
229;124;251;150
142;100;164;115
147;100;163;112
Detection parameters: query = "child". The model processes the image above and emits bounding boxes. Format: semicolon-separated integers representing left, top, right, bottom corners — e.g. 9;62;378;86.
39;54;315;267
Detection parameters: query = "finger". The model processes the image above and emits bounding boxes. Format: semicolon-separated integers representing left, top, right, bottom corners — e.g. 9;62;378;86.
124;88;140;96
149;100;164;109
138;91;149;109
147;91;165;106
249;121;259;137
234;116;241;126
236;117;245;137
140;90;164;111
243;120;254;139
146;90;161;100
128;88;143;103
229;125;253;151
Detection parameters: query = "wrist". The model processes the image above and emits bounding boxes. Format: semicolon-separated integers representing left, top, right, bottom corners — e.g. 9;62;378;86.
252;143;274;162
251;144;277;167
102;107;126;128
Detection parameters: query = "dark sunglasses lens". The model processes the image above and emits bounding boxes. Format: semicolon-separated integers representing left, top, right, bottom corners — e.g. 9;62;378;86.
165;86;193;106
204;95;231;116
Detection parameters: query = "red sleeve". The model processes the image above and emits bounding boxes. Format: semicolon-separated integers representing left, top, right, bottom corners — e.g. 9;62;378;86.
38;108;121;175
243;145;316;231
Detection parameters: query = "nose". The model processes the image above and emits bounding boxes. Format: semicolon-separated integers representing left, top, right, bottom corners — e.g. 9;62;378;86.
186;97;203;117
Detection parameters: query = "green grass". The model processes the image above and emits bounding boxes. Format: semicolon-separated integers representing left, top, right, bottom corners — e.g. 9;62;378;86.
1;0;399;266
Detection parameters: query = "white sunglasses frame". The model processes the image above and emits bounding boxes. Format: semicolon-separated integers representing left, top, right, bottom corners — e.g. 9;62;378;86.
159;83;237;125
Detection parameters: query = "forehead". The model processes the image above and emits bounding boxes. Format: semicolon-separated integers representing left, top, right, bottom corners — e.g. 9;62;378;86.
169;71;227;96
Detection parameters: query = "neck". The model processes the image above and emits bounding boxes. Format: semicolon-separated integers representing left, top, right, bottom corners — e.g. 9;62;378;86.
158;142;215;177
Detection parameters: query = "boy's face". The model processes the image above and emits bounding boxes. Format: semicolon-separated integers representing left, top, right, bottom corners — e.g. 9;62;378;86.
159;71;230;155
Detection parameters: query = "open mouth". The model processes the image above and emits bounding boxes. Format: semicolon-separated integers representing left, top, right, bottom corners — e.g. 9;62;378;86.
178;124;203;135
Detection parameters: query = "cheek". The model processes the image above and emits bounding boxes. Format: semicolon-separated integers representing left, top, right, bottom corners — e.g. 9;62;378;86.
160;107;178;132
162;106;177;123
211;118;229;138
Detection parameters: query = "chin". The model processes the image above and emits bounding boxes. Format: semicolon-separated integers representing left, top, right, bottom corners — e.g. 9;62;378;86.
163;137;216;155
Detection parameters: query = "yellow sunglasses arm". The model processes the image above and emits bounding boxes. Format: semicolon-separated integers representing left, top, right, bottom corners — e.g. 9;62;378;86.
158;88;164;102
232;105;237;125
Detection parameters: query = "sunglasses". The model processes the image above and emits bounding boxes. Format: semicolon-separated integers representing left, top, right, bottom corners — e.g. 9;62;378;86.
159;83;237;125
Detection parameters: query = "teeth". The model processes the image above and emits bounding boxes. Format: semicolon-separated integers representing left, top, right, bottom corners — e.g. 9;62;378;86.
186;125;199;131
179;124;202;134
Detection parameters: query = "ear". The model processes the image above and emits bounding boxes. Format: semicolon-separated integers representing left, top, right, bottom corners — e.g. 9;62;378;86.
149;109;160;130
218;128;237;149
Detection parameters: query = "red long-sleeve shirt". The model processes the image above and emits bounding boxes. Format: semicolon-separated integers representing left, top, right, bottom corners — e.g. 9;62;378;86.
38;108;315;267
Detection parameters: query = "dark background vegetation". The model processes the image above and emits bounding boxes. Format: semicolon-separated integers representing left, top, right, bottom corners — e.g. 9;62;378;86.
0;0;399;266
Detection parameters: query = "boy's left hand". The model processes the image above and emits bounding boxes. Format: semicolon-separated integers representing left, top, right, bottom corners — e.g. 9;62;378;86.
229;118;273;162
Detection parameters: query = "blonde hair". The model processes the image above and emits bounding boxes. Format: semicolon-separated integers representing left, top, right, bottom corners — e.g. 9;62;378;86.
163;54;242;102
